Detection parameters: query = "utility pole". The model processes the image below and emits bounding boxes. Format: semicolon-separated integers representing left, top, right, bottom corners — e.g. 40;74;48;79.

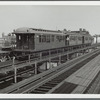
28;54;30;64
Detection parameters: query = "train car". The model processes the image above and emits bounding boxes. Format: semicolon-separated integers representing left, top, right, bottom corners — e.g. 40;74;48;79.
12;27;93;59
13;28;66;51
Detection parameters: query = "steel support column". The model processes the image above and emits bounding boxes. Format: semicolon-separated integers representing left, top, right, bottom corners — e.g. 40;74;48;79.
45;61;47;70
13;56;17;83
96;37;98;43
40;52;42;60
58;55;61;65
28;54;31;64
67;54;69;61
49;59;51;69
75;53;78;57
88;49;90;53
34;62;37;74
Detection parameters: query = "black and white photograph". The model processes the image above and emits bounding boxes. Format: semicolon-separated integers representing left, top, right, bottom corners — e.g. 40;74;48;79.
0;2;100;94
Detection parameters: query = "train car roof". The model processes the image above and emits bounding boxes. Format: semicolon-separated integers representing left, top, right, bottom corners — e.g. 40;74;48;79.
12;27;91;36
12;27;65;35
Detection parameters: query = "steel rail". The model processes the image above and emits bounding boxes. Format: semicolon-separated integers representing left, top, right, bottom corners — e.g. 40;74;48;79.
0;48;100;93
0;67;35;82
16;49;100;93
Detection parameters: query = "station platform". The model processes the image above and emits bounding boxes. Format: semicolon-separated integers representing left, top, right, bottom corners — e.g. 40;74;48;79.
69;54;100;94
52;54;100;94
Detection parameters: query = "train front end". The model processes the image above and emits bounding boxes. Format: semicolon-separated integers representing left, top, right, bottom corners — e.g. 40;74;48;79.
12;27;35;60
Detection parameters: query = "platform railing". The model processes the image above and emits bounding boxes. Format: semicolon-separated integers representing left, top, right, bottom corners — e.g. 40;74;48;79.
0;43;100;70
0;47;100;93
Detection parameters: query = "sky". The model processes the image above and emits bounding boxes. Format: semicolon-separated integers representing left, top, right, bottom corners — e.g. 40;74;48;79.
0;5;100;38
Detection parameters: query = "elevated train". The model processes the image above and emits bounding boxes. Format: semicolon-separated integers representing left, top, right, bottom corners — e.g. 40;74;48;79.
12;27;93;59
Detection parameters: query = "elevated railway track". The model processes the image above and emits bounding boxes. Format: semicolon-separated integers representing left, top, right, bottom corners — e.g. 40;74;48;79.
0;43;99;74
0;43;98;85
0;27;98;94
0;47;100;93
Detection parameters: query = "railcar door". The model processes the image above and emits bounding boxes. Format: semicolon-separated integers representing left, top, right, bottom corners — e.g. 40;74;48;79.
65;35;69;46
22;34;35;50
24;35;29;49
82;36;84;44
29;34;35;50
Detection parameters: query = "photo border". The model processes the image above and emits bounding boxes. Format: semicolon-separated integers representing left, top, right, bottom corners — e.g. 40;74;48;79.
0;1;100;99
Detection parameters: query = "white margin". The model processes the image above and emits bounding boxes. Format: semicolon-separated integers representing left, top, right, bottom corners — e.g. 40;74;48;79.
0;1;100;5
0;1;100;98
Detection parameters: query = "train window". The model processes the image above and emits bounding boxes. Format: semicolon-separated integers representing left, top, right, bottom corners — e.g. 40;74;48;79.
63;36;65;41
27;35;28;41
74;36;76;40
46;35;50;43
57;35;65;42
70;36;71;40
89;37;92;40
52;35;54;42
85;37;88;40
60;36;62;41
59;36;61;41
19;35;21;40
70;36;76;41
56;35;61;42
39;35;42;43
42;35;46;42
70;36;72;41
78;37;82;41
44;35;46;42
42;35;43;42
56;36;59;42
56;36;59;40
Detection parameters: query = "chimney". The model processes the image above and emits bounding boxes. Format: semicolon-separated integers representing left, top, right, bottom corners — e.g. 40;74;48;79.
79;28;82;32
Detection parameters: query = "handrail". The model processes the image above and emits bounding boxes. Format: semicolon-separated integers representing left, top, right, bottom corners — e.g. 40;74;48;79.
0;43;100;70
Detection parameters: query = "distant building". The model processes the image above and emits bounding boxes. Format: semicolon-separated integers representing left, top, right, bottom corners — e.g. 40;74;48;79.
0;38;5;48
0;33;16;48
